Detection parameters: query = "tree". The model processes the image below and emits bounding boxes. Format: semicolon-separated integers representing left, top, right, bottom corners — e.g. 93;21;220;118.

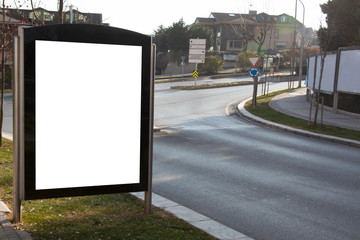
229;14;273;108
153;25;168;52
310;1;338;127
188;24;213;50
166;18;188;54
0;1;45;146
58;0;64;24
153;19;213;74
248;15;272;54
319;0;360;51
1;0;21;146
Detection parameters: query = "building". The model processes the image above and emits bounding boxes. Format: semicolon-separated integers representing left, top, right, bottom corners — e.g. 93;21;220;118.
195;11;306;66
7;7;103;25
0;7;103;89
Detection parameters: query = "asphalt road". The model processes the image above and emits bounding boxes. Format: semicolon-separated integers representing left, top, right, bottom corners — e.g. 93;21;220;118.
153;77;360;240
2;76;360;240
1;94;13;134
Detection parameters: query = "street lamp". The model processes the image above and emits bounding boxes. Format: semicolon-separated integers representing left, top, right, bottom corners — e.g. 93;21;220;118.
297;0;305;88
292;0;305;88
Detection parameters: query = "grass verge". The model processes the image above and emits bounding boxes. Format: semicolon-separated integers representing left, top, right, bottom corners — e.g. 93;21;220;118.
0;138;217;240
244;89;360;142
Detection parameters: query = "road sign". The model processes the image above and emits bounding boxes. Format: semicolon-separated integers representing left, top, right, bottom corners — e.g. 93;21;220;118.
189;57;205;64
193;70;199;78
248;56;260;67
190;39;206;45
248;67;261;77
190;44;206;49
189;38;206;64
189;49;205;55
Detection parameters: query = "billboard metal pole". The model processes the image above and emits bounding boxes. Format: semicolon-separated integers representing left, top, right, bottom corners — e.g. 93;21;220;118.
145;43;155;215
13;32;24;223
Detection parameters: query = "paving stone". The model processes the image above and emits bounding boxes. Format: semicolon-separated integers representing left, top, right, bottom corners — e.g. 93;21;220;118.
0;212;32;240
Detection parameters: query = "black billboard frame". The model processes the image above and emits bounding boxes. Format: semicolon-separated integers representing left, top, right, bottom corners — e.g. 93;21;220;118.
15;24;153;201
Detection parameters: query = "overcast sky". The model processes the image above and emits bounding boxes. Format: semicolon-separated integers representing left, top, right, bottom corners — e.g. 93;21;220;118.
8;0;328;35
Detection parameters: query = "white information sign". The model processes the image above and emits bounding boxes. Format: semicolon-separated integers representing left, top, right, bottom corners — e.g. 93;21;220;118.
189;38;206;64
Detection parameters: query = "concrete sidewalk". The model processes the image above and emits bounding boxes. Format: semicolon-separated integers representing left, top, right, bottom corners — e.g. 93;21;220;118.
0;212;32;240
237;88;360;148
269;88;360;131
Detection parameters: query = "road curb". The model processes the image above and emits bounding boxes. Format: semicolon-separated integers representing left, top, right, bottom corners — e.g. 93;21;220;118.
131;192;253;240
236;98;360;148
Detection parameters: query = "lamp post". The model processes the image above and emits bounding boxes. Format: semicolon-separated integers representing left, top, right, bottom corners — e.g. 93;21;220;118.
292;0;305;88
297;0;305;88
291;0;297;88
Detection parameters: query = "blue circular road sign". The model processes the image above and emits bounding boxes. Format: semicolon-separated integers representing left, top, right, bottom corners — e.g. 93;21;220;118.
248;67;260;78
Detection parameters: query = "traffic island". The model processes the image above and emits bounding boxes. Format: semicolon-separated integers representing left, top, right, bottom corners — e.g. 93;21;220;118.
237;89;360;145
171;81;253;90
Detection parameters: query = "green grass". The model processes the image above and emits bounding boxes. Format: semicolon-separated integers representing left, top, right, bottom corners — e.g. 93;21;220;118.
0;139;217;240
245;89;360;141
0;138;13;207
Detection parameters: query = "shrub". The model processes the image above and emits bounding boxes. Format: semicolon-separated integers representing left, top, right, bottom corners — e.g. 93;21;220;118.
198;56;224;75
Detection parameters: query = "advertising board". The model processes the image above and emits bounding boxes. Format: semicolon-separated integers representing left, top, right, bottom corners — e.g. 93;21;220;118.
15;24;153;200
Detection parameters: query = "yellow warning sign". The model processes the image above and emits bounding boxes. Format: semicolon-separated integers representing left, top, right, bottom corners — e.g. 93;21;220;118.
193;70;199;78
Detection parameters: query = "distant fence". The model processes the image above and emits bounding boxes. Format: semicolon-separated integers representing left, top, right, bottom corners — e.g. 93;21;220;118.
307;46;360;114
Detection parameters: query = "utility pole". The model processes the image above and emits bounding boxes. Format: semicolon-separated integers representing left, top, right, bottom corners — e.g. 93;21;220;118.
291;0;298;88
297;0;305;88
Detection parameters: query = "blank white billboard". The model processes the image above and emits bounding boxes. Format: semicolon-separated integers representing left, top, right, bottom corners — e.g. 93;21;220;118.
308;54;336;94
307;56;315;89
337;49;360;94
35;40;142;190
317;54;336;93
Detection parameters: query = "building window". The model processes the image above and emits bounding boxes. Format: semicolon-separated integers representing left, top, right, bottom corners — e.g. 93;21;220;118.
279;15;287;23
227;40;242;50
275;42;287;50
274;29;279;39
216;39;221;51
29;11;53;22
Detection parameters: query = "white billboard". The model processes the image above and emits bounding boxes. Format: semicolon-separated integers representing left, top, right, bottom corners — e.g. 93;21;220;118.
315;54;336;93
337;49;360;94
35;40;142;190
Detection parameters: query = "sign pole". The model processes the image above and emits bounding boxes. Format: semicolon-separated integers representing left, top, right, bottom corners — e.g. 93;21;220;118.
247;56;261;109
189;39;206;87
195;63;198;86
